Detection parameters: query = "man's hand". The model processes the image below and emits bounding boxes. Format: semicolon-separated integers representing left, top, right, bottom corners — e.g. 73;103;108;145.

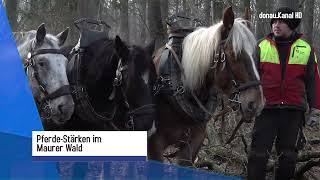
306;108;320;127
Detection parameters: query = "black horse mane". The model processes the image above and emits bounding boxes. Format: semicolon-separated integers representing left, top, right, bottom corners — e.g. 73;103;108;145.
81;38;118;111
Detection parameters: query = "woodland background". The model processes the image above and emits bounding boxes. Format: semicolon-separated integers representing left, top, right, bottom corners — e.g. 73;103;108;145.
3;0;320;50
3;0;320;179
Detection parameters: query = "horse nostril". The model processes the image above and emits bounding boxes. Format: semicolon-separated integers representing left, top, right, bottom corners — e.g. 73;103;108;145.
248;102;255;112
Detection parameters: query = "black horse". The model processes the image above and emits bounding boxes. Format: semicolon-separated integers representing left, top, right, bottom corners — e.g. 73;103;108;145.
59;35;156;133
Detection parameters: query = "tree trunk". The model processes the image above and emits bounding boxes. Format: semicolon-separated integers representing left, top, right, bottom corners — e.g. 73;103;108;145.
303;0;314;43
29;0;40;29
204;0;211;26
77;0;99;19
213;0;223;23
161;0;168;22
256;0;267;39
244;0;250;8
182;0;191;16
183;0;187;13
241;0;250;14
120;0;129;42
161;0;168;41
139;0;147;45
4;0;18;31
147;0;165;49
63;0;79;44
175;0;180;14
276;0;299;9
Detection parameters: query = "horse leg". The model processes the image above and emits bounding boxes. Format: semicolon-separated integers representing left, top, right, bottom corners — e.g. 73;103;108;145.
176;124;207;166
190;125;207;162
148;133;167;162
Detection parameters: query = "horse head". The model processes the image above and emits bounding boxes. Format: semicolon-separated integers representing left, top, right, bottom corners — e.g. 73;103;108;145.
182;7;265;122
14;23;74;126
114;36;157;136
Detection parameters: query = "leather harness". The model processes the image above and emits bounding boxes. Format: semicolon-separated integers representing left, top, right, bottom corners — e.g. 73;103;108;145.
154;30;261;123
24;48;72;119
67;47;120;130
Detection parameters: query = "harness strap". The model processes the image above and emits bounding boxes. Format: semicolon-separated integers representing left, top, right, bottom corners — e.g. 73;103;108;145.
29;49;65;58
44;85;72;101
190;90;214;116
238;81;261;92
128;104;156;117
216;40;261;93
165;43;218;119
25;48;72;103
158;48;169;75
165;43;184;73
70;49;120;130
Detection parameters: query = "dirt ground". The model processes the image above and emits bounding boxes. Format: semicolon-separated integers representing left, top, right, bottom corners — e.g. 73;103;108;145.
57;111;319;180
191;111;320;180
300;125;320;180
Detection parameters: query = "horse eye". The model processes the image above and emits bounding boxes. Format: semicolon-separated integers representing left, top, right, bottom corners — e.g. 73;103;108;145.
38;61;46;67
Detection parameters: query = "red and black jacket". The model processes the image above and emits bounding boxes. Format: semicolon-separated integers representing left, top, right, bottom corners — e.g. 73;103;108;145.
257;33;320;111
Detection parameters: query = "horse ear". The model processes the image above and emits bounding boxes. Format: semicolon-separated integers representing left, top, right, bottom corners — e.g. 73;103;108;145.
222;6;235;30
115;35;128;58
145;39;155;56
243;7;251;21
56;27;69;46
36;23;46;45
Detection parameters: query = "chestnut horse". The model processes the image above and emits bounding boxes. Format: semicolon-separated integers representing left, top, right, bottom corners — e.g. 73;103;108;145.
149;7;265;166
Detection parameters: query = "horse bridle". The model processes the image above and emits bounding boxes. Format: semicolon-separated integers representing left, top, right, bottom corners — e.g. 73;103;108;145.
24;48;72;118
112;58;156;130
211;39;261;109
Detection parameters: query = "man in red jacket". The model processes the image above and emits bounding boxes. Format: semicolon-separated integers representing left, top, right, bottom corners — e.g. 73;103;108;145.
247;7;320;180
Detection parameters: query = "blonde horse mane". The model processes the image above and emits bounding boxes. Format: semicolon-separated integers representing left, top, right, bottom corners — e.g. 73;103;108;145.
182;19;257;90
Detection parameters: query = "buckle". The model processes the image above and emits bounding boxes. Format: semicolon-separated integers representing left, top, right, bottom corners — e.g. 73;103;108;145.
126;116;134;130
113;70;122;86
173;85;185;96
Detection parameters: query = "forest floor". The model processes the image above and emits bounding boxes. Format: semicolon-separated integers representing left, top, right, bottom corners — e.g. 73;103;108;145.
300;126;320;180
57;110;319;180
186;110;320;180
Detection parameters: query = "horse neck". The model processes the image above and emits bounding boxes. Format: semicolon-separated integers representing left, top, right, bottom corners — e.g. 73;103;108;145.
127;62;156;108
